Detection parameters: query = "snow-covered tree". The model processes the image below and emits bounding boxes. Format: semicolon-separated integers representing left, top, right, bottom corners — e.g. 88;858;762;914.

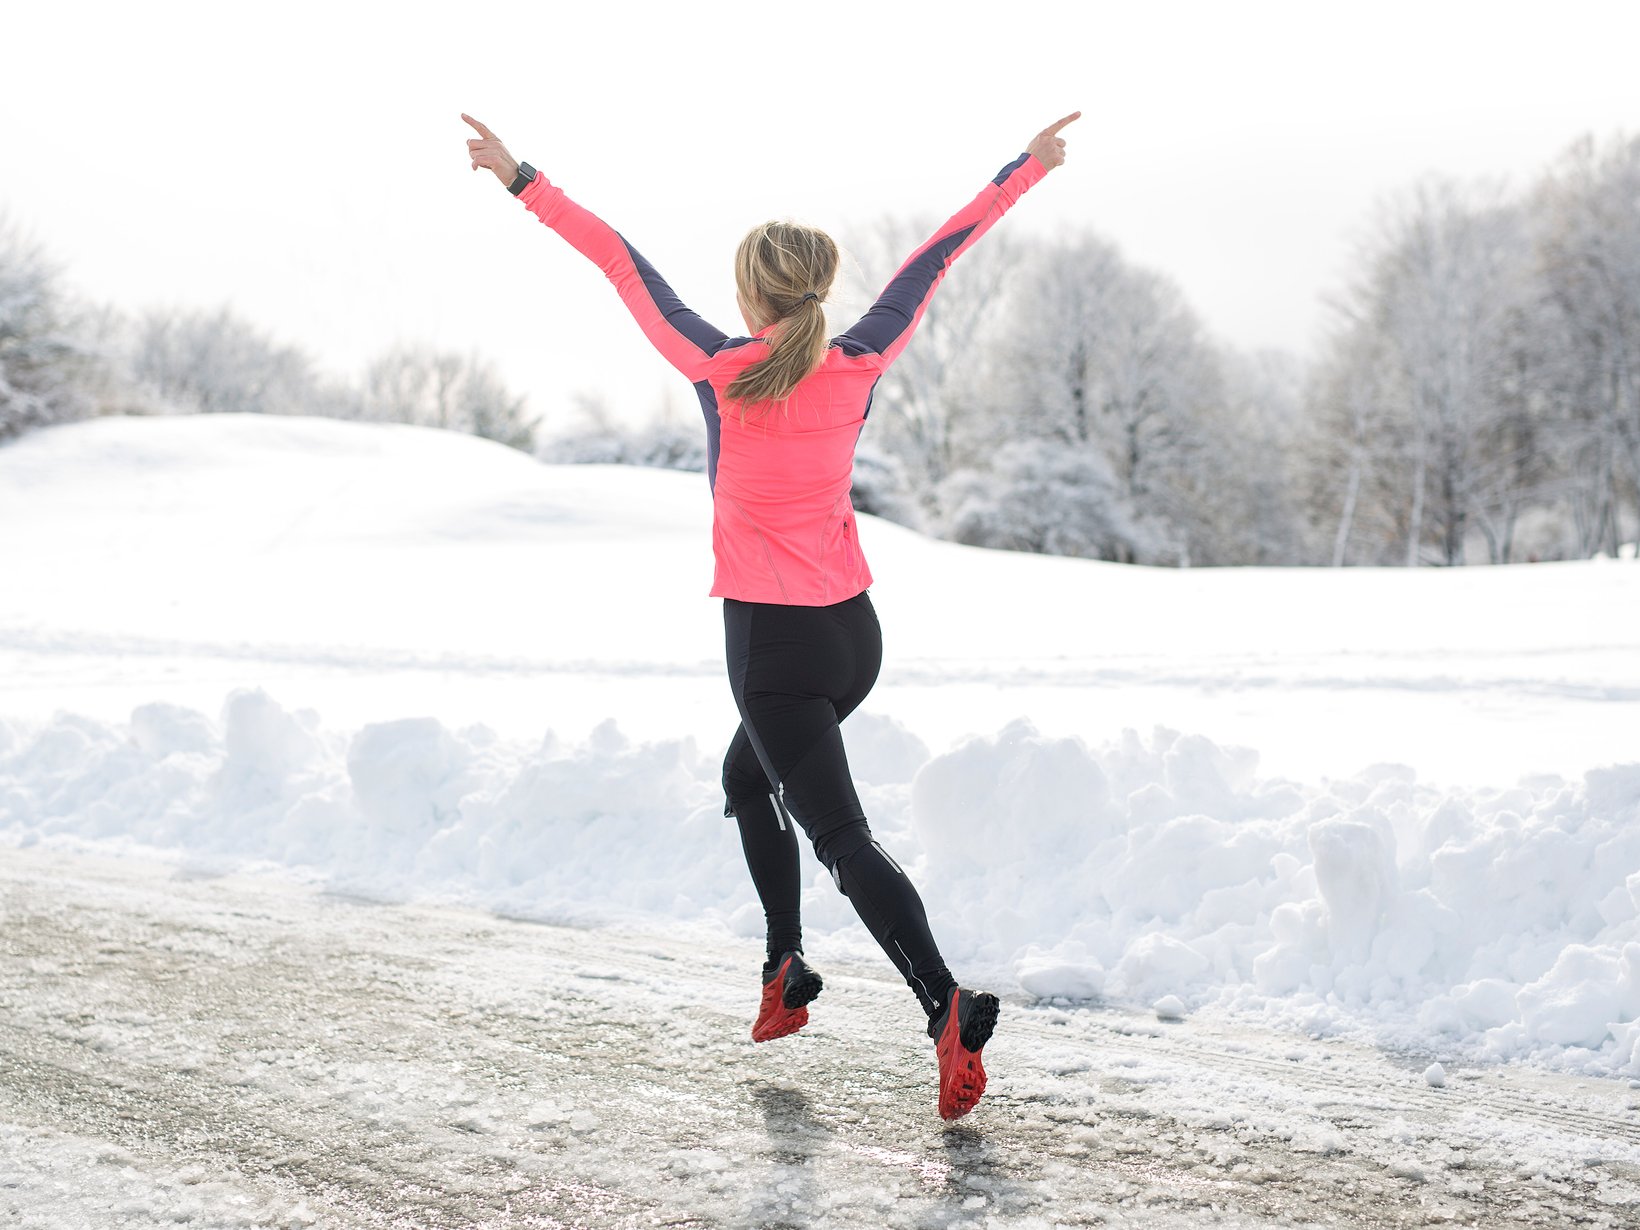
1303;322;1404;565
130;306;351;419
938;438;1148;560
0;215;92;440
845;214;1020;504
1191;347;1312;566
361;345;536;451
1535;134;1640;558
538;392;704;472
1307;183;1540;565
959;235;1234;564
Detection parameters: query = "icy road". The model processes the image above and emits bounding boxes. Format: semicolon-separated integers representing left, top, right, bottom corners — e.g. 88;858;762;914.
3;847;1638;1229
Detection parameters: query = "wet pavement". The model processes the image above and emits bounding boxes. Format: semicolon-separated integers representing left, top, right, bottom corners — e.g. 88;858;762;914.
3;845;1638;1228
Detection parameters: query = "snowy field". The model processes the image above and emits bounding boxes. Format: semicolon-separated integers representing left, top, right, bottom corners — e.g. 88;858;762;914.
3;415;1640;1225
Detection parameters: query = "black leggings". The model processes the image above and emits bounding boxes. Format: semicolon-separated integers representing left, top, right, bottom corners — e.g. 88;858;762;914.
722;592;955;1018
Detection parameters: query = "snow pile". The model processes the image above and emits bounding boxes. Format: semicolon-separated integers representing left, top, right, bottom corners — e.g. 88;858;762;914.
919;720;1640;1074
2;694;739;925
5;695;1639;1076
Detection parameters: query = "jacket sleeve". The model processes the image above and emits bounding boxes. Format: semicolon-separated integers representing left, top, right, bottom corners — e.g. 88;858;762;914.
836;152;1047;370
517;175;729;382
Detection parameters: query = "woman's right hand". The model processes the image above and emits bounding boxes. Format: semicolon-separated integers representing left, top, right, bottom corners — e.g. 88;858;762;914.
462;113;521;188
1027;112;1081;171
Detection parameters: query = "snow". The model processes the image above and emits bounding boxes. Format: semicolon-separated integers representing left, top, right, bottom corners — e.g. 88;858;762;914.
1153;995;1187;1021
3;414;1640;1084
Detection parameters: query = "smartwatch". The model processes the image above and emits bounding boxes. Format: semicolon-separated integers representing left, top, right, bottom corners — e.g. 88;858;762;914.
507;161;539;197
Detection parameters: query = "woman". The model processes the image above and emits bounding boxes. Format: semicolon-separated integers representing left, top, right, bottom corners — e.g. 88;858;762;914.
464;110;1076;1119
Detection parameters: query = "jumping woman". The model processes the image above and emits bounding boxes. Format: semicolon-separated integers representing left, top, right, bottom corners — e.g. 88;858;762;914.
463;110;1077;1119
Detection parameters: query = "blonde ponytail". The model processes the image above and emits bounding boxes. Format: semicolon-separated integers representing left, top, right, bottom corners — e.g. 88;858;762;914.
726;221;839;414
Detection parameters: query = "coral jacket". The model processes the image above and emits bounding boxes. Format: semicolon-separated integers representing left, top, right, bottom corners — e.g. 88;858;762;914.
518;151;1047;605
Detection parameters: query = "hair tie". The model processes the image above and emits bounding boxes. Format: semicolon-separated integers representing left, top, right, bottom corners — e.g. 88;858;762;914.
799;292;819;305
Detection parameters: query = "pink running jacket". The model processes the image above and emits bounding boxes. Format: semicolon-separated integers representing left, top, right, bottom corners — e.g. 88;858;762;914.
518;151;1047;605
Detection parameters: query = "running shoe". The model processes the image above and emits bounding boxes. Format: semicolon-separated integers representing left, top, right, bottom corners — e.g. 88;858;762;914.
752;951;823;1043
928;986;999;1119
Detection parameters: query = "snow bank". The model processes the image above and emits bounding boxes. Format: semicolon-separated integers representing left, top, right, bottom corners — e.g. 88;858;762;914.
2;693;739;925
5;694;1638;1077
925;722;1640;1075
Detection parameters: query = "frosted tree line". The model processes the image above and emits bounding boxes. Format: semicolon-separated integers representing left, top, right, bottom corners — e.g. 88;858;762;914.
3;131;1636;565
0;226;538;452
851;131;1639;566
1305;135;1640;564
1309;185;1537;567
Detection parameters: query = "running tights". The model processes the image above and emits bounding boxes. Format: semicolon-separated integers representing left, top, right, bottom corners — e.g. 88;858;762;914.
722;592;956;1019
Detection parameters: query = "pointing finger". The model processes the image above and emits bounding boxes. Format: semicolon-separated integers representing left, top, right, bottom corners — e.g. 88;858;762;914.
461;112;497;139
1043;111;1082;137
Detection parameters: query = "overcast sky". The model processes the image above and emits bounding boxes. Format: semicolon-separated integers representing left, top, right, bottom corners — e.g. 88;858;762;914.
5;0;1638;430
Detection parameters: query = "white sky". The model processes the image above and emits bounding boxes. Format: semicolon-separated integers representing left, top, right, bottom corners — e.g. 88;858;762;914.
5;0;1638;431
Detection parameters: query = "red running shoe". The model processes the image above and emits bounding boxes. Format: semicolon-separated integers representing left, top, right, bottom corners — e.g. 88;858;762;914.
929;987;999;1119
751;952;823;1043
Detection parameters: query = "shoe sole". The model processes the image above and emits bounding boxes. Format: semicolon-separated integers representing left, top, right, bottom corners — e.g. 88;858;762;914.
752;958;823;1043
959;992;998;1053
783;969;823;1011
752;1005;808;1043
939;991;999;1120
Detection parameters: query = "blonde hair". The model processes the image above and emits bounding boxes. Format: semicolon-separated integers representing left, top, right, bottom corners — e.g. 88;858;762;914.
726;220;838;414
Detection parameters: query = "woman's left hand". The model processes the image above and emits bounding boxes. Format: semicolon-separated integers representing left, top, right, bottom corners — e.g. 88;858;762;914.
462;113;521;187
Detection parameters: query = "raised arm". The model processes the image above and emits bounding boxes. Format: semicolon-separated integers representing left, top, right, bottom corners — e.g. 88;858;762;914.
837;112;1080;370
463;114;729;383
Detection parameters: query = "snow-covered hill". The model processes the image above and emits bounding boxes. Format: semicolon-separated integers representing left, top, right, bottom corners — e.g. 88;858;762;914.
3;415;1639;1077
